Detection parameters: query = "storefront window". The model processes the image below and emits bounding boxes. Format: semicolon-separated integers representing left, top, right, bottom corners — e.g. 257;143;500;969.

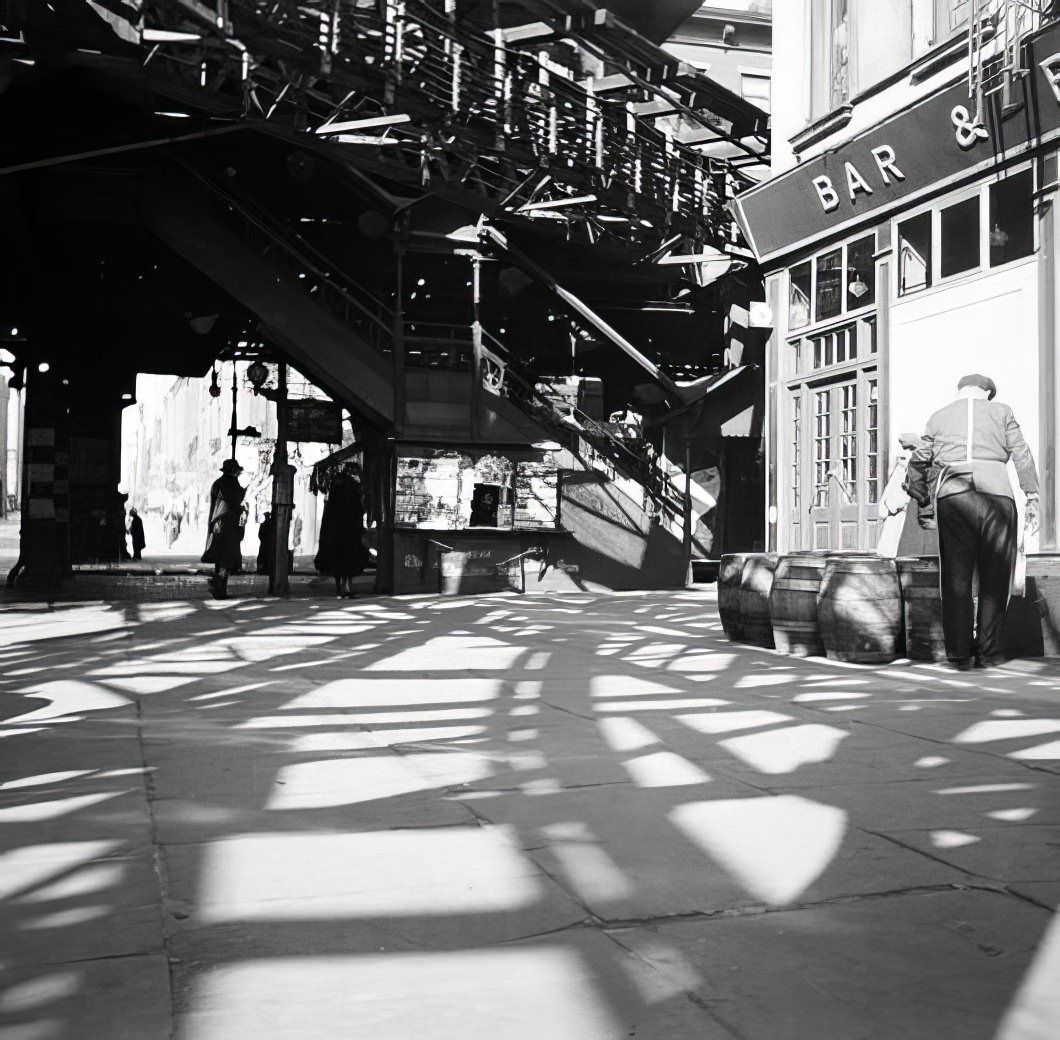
815;248;843;320
940;196;980;278
789;261;811;330
896;171;1035;297
989;169;1034;267
839;383;858;503
814;389;832;507
791;393;802;512
898;212;932;294
846;235;875;309
866;378;879;505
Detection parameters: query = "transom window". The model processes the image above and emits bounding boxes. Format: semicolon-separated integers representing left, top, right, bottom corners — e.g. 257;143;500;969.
789;233;875;332
791;317;877;376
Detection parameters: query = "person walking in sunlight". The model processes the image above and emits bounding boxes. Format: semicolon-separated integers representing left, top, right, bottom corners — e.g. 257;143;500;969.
201;458;246;600
906;374;1039;670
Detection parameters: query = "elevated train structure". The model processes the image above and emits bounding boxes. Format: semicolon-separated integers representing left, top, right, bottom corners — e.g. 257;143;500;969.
0;0;770;591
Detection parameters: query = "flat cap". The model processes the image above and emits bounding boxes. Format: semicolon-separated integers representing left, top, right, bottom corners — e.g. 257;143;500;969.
897;431;922;449
957;373;997;399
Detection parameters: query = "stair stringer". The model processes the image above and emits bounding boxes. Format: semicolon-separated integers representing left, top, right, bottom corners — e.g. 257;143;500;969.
553;465;689;591
144;176;395;425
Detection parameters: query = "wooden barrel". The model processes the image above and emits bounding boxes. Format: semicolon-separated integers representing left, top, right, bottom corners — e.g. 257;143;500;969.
818;556;902;664
897;556;946;662
718;553;749;640
739;553;780;648
770;554;828;656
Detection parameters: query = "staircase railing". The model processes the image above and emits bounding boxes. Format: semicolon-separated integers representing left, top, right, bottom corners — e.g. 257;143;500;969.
136;0;747;242
478;328;687;531
177;161;398;356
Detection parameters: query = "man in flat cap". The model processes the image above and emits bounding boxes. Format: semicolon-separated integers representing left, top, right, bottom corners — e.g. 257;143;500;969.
907;374;1039;669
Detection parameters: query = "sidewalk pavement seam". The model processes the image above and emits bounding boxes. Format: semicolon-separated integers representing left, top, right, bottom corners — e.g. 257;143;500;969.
823;713;1060;778
1001;884;1059;912
859;825;1026;889
133;694;177;1040
599;928;749;1040
587;883;1019;931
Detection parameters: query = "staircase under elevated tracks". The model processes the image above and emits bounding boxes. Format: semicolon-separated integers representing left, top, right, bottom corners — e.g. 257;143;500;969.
154;158;718;535
0;0;767;591
143;160;704;588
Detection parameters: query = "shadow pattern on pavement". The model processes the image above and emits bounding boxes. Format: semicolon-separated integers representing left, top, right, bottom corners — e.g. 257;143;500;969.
1;590;1060;1039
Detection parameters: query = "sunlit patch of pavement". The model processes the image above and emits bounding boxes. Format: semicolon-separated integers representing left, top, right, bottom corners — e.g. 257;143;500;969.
0;588;1059;1038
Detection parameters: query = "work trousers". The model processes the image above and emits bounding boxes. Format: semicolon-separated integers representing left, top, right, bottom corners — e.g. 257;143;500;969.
937;490;1016;662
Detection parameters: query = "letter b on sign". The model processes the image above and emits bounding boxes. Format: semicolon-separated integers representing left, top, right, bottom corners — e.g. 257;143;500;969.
812;176;839;213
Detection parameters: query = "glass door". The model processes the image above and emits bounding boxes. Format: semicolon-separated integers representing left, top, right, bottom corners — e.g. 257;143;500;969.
808;378;863;550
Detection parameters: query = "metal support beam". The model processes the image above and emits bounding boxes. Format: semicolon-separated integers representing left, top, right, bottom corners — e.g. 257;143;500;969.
481;225;682;398
392;215;408;434
270;362;294;597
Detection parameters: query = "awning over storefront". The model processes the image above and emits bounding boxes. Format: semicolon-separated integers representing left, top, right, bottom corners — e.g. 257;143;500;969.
733;19;1060;265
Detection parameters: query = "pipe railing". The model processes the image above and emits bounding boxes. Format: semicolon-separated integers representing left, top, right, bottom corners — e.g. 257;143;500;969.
138;0;747;240
478;328;686;526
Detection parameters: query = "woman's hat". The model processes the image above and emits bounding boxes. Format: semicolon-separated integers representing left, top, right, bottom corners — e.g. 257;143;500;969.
221;458;243;475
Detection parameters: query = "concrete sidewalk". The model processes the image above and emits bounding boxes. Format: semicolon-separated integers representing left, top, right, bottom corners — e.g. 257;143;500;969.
1;590;1058;1039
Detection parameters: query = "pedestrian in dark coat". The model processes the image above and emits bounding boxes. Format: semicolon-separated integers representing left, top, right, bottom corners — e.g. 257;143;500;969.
314;469;368;597
907;374;1039;670
256;511;275;576
201;459;246;599
128;508;146;561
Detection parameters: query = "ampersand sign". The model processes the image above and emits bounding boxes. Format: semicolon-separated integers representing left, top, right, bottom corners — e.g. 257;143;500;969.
951;105;989;149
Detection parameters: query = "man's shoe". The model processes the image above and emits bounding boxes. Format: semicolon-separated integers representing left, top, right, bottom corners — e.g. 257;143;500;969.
947;657;975;671
977;654;1008;669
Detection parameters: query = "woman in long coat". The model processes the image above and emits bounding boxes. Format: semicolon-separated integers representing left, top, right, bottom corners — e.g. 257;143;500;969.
128;508;146;561
201;458;246;599
315;469;369;597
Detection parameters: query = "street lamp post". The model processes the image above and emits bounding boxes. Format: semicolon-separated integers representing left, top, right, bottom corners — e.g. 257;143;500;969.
270;362;294;598
230;363;238;459
248;358;293;597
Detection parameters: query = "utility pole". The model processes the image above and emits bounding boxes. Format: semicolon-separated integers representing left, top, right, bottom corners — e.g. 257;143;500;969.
270;362;295;597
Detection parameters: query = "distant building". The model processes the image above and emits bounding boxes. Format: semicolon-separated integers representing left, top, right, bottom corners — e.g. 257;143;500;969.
124;364;343;558
666;2;772;122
